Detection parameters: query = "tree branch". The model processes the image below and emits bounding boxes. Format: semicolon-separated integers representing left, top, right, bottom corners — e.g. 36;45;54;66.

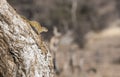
0;0;53;77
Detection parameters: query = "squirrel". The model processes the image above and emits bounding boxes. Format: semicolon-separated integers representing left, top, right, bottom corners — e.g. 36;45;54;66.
29;21;48;34
21;16;48;34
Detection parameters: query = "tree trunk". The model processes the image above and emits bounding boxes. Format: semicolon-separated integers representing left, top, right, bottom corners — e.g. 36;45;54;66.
0;0;54;77
71;0;78;28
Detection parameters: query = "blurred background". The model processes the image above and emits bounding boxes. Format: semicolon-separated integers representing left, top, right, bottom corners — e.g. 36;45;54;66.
7;0;120;77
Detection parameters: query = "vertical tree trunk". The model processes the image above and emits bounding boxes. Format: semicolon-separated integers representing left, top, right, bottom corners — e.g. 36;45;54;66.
0;0;54;77
71;0;78;28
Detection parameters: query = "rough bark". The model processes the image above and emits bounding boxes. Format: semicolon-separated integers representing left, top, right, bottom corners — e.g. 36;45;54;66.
0;0;54;77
